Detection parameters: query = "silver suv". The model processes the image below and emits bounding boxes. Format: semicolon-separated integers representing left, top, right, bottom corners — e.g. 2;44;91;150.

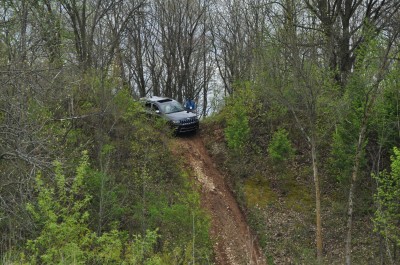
141;96;199;134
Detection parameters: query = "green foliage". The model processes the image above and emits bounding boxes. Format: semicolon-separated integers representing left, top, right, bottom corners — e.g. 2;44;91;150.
224;83;256;151
20;152;167;265
67;84;212;263
128;169;212;264
24;152;94;264
113;87;143;122
247;206;269;249
268;128;295;163
329;126;361;183
224;106;250;150
370;64;400;149
328;35;398;184
328;42;379;183
244;175;277;208
373;147;400;247
285;182;314;212
91;229;161;264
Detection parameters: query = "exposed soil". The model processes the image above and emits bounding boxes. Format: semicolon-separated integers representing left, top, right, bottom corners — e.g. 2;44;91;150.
173;133;267;265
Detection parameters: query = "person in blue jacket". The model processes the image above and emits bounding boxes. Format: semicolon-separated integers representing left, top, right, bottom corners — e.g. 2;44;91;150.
184;97;196;112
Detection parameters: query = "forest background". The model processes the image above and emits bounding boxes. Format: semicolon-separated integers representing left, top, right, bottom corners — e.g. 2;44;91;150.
1;0;400;264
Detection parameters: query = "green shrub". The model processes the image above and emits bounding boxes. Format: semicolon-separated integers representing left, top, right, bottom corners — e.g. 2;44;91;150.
373;147;400;249
267;128;295;163
328;120;367;183
224;83;255;151
20;152;164;265
225;106;250;150
24;153;93;264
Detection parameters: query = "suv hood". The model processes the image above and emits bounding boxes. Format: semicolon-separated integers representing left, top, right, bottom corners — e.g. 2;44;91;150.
165;111;197;121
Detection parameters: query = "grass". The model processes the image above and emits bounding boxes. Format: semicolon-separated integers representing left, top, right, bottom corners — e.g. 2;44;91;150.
284;180;314;212
244;174;278;208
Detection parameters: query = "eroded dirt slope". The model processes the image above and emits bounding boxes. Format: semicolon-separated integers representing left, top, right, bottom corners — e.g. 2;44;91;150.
173;134;266;265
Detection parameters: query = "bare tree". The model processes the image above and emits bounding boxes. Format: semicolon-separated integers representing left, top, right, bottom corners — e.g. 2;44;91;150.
210;0;272;95
30;1;63;66
304;0;400;87
60;0;119;70
278;2;326;261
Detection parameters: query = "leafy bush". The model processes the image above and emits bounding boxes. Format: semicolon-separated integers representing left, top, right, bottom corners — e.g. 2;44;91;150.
225;106;250;150
328;128;358;183
18;152;166;264
24;153;93;264
224;83;255;151
373;147;400;250
268;128;295;163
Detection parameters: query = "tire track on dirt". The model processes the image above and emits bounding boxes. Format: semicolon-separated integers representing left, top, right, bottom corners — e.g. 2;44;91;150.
174;134;266;265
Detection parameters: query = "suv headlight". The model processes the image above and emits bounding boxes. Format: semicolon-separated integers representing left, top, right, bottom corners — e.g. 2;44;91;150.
171;120;180;125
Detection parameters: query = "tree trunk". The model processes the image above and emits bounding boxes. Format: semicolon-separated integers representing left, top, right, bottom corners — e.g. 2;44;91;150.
19;0;28;64
311;134;323;263
345;117;367;265
202;11;207;117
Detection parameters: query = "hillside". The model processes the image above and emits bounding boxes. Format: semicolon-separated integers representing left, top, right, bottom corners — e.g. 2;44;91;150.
1;1;400;264
198;117;395;264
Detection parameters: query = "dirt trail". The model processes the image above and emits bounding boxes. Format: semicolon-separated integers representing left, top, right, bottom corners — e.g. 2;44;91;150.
174;134;266;265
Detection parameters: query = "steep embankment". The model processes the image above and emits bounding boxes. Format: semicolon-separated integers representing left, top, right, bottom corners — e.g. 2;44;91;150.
173;134;266;265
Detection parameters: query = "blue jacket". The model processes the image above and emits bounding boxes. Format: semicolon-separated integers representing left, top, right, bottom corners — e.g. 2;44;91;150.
185;99;196;110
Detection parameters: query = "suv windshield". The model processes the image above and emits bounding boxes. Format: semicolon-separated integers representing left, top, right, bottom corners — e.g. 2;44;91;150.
159;101;185;114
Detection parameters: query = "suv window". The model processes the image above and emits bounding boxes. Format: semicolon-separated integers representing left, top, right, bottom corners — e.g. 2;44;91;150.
159;101;185;114
144;102;159;112
158;99;172;103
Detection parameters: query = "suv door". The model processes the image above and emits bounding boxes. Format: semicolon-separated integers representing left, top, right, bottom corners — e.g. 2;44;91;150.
144;102;161;115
